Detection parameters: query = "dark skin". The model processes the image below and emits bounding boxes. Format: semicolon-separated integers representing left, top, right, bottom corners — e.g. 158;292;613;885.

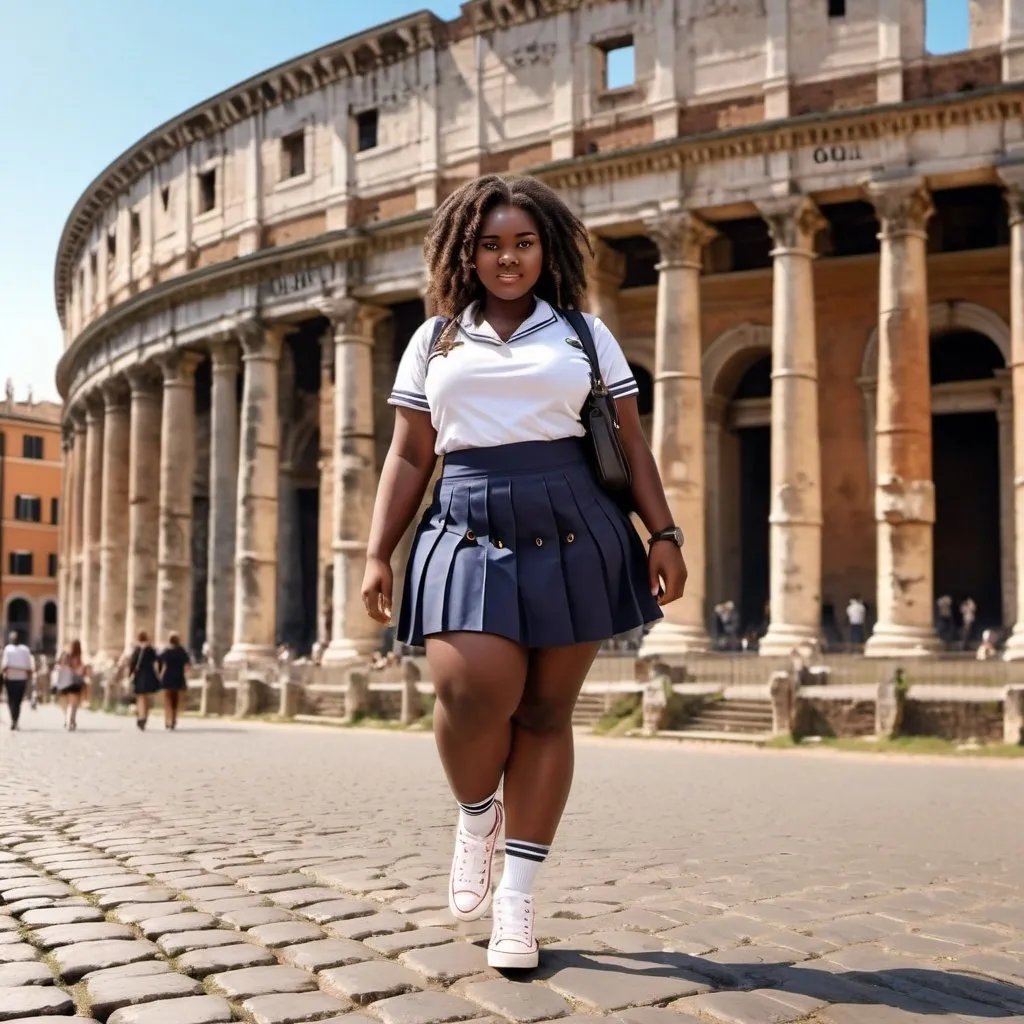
362;204;686;843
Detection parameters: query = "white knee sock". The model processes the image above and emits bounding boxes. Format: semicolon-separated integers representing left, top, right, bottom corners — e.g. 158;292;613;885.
497;840;550;895
458;793;498;837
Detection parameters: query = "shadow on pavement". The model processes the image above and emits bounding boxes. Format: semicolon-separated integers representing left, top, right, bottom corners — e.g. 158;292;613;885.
521;947;1024;1017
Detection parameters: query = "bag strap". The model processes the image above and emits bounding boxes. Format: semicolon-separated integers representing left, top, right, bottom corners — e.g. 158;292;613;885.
561;309;608;394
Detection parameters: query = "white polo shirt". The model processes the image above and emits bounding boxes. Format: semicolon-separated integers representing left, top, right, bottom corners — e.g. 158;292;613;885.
388;298;638;454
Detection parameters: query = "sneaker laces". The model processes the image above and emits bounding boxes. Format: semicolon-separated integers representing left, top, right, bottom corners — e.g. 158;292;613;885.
453;829;489;888
492;891;534;944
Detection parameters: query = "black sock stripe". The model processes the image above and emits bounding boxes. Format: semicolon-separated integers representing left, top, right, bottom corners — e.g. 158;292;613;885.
503;847;548;863
459;797;495;814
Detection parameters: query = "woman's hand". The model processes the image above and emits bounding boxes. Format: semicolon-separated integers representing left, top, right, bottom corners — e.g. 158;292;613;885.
648;542;687;606
361;557;394;625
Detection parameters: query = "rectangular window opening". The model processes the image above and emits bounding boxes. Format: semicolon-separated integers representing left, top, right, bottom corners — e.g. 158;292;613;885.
199;169;217;213
130;210;141;252
356;109;379;153
281;129;306;179
9;552;33;576
22;435;43;459
828;0;846;16
14;495;42;522
89;251;97;280
106;227;116;262
51;497;59;524
48;553;58;578
600;37;636;90
160;184;171;211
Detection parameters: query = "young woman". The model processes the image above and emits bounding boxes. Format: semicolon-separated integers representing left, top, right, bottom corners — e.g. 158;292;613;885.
361;175;687;969
55;639;90;731
127;630;160;731
157;633;191;730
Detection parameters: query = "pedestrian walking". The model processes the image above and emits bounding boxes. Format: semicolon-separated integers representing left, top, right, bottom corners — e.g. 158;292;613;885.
157;632;190;730
361;174;686;970
55;639;89;731
846;594;867;647
126;630;160;730
0;631;34;731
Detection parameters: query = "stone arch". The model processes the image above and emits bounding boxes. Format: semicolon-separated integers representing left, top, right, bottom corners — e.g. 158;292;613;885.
860;301;1010;382
702;323;773;626
702;322;772;400
4;595;32;644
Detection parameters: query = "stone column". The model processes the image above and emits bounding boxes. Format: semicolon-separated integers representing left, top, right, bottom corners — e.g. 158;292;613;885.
225;323;283;665
1000;172;1024;658
205;339;239;667
641;211;717;657
67;413;86;643
57;428;73;651
316;328;335;648
864;178;940;656
756;195;827;657
155;351;200;646
79;395;105;660
124;369;162;649
321;298;387;664
97;379;131;666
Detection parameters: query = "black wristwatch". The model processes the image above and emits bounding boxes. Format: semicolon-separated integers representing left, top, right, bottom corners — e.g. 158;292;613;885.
648;525;683;548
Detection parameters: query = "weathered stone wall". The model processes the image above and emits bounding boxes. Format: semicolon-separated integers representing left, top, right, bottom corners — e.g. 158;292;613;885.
902;700;1004;743
797;699;877;738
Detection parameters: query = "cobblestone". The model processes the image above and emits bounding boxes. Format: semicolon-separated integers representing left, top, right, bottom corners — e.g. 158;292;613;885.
1;708;1023;1024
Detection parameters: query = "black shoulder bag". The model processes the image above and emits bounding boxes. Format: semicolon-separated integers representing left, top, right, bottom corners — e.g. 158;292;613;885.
561;309;633;501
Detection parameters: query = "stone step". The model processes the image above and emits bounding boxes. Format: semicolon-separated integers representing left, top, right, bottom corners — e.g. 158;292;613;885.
654;729;769;744
692;707;773;723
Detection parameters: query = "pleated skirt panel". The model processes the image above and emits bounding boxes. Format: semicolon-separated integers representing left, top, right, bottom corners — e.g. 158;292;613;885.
397;438;663;649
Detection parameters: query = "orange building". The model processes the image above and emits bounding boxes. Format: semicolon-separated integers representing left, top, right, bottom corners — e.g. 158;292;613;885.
0;381;63;653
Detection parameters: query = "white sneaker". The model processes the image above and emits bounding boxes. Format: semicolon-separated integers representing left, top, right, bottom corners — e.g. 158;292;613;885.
448;799;504;922
488;889;539;969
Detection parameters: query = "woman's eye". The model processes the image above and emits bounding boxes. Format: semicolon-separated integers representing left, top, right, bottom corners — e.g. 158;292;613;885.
517;240;532;249
481;242;498;251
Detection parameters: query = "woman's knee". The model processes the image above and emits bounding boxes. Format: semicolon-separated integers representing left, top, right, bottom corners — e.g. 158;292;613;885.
512;695;575;735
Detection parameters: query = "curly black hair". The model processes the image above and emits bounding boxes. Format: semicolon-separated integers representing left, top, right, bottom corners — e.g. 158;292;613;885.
423;175;592;318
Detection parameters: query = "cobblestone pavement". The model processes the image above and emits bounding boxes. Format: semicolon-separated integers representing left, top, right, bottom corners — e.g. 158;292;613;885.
0;706;1022;1024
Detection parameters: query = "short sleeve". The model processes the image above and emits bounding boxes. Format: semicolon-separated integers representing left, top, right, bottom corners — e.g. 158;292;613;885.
387;318;437;413
589;315;638;399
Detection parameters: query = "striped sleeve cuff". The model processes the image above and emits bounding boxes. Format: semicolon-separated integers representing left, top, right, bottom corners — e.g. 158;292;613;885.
608;376;638;399
387;390;430;412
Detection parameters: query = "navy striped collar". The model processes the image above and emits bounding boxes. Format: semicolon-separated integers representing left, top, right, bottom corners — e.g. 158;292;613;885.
456;297;558;345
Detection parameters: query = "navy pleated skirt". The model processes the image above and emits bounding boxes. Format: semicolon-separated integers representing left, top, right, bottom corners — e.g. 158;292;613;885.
397;437;663;649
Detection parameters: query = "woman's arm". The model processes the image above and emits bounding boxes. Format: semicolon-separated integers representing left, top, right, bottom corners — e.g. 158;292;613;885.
366;408;438;563
615;396;674;536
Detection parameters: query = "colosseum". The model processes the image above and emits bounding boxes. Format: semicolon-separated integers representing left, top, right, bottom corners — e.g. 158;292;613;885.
53;0;1024;672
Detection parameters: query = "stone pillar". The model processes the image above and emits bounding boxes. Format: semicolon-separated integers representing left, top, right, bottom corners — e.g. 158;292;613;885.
206;340;239;667
97;379;131;666
124;369;162;649
641;211;717;657
864;179;941;656
317;328;335;648
67;413;86;643
79;395;105;660
276;344;303;649
1000;172;1024;658
155;351;200;647
321;298;387;664
57;428;73;651
225;323;283;665
756;195;827;657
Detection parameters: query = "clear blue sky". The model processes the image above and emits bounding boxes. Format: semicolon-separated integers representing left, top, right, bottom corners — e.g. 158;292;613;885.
1;1;969;401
